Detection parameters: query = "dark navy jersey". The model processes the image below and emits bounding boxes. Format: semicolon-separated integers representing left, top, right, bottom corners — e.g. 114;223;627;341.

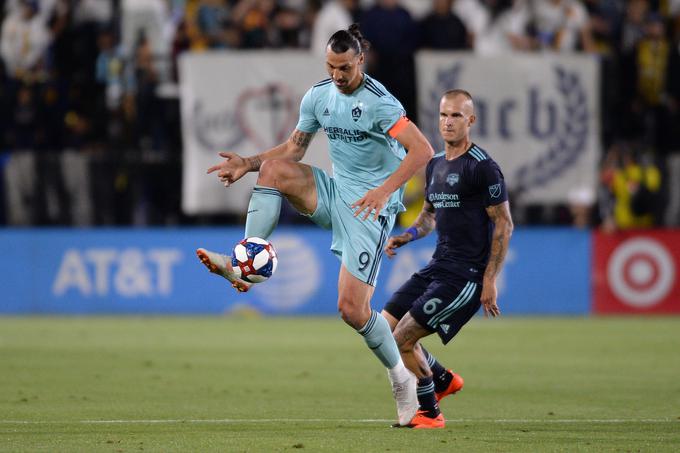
421;143;507;282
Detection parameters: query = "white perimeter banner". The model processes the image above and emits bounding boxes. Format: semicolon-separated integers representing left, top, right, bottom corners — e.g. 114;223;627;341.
179;52;332;215
417;52;601;204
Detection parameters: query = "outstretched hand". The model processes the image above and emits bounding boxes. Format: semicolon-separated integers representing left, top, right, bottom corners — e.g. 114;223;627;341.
384;233;411;258
207;152;250;187
351;187;390;221
480;280;500;318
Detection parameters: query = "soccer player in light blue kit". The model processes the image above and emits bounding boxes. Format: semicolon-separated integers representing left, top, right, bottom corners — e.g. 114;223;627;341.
196;24;434;426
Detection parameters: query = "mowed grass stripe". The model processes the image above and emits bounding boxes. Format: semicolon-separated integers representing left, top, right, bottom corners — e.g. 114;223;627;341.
1;316;679;452
1;418;678;424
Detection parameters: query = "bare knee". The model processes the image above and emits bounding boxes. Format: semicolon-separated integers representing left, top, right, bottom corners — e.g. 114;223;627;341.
338;296;370;330
257;159;291;190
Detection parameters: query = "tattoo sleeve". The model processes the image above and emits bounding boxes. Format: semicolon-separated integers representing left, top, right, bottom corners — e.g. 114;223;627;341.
484;201;514;281
246;155;262;171
409;201;436;239
289;130;313;150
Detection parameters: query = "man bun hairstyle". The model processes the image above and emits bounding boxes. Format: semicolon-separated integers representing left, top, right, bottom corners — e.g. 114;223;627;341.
327;23;371;54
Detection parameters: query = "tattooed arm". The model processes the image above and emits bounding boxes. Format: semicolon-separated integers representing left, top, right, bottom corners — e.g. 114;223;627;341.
480;201;513;317
245;129;315;170
384;200;436;258
207;129;315;185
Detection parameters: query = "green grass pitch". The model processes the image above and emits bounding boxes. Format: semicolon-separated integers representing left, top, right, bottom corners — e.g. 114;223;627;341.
1;316;679;452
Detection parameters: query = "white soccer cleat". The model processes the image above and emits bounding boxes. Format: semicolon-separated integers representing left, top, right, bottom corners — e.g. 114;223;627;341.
390;370;419;426
196;248;252;293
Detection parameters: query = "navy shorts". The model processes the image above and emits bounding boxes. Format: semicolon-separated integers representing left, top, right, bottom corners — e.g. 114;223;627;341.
384;271;481;344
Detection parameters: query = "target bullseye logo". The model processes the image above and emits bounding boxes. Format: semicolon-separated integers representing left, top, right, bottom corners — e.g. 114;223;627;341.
607;238;675;308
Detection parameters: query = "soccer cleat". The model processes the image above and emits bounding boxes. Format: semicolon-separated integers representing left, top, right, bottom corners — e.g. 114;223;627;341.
390;371;419;426
435;370;464;402
196;248;252;293
407;410;445;429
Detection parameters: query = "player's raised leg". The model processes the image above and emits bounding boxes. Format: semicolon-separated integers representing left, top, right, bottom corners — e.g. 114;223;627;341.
393;313;445;429
244;159;317;239
197;159;317;291
337;267;418;426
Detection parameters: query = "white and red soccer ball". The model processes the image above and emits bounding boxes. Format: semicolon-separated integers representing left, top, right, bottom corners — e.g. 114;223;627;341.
231;237;278;283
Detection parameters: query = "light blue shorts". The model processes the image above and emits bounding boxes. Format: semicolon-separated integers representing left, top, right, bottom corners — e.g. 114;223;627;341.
308;167;395;286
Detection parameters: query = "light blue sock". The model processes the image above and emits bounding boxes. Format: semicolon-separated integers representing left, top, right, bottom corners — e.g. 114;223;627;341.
244;185;282;239
357;310;401;368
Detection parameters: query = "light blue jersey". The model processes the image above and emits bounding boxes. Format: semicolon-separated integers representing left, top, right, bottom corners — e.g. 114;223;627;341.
296;74;407;215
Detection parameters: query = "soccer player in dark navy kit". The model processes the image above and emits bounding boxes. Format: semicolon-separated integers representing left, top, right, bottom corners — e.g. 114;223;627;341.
382;89;514;428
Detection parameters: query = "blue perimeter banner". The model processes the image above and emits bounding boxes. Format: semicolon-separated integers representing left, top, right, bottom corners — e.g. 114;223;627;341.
0;228;590;315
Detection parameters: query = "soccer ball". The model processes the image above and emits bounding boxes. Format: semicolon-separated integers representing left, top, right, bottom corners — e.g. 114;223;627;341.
231;237;278;283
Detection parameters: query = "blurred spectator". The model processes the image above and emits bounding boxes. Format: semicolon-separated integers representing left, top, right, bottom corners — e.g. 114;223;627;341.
361;0;418;118
272;4;304;47
9;83;39;149
4;0;58;24
231;0;277;48
582;0;624;55
453;0;487;40
0;0;678;228
419;0;469;50
121;0;168;64
4;150;37;225
95;28;125;112
617;11;674;153
606;145;662;230
529;0;593;51
619;0;648;54
634;13;673;153
475;0;533;55
130;33;164;151
170;19;192;81
72;0;113;24
616;0;649;141
310;0;354;55
1;0;51;82
195;0;230;48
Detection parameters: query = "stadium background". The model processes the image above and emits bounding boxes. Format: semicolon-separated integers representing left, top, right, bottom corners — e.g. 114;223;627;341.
1;0;679;315
1;1;680;451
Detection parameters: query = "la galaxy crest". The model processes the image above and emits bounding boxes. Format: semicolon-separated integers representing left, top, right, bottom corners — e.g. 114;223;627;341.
446;173;459;186
351;102;363;122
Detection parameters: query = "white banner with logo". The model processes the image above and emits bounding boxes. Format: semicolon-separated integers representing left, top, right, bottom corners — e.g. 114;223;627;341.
179;52;333;214
417;52;601;204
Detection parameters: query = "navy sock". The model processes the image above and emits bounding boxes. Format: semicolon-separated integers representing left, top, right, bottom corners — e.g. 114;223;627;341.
416;376;440;418
421;346;451;393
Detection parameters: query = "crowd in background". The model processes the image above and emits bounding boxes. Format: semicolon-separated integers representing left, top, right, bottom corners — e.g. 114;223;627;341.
1;0;679;229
